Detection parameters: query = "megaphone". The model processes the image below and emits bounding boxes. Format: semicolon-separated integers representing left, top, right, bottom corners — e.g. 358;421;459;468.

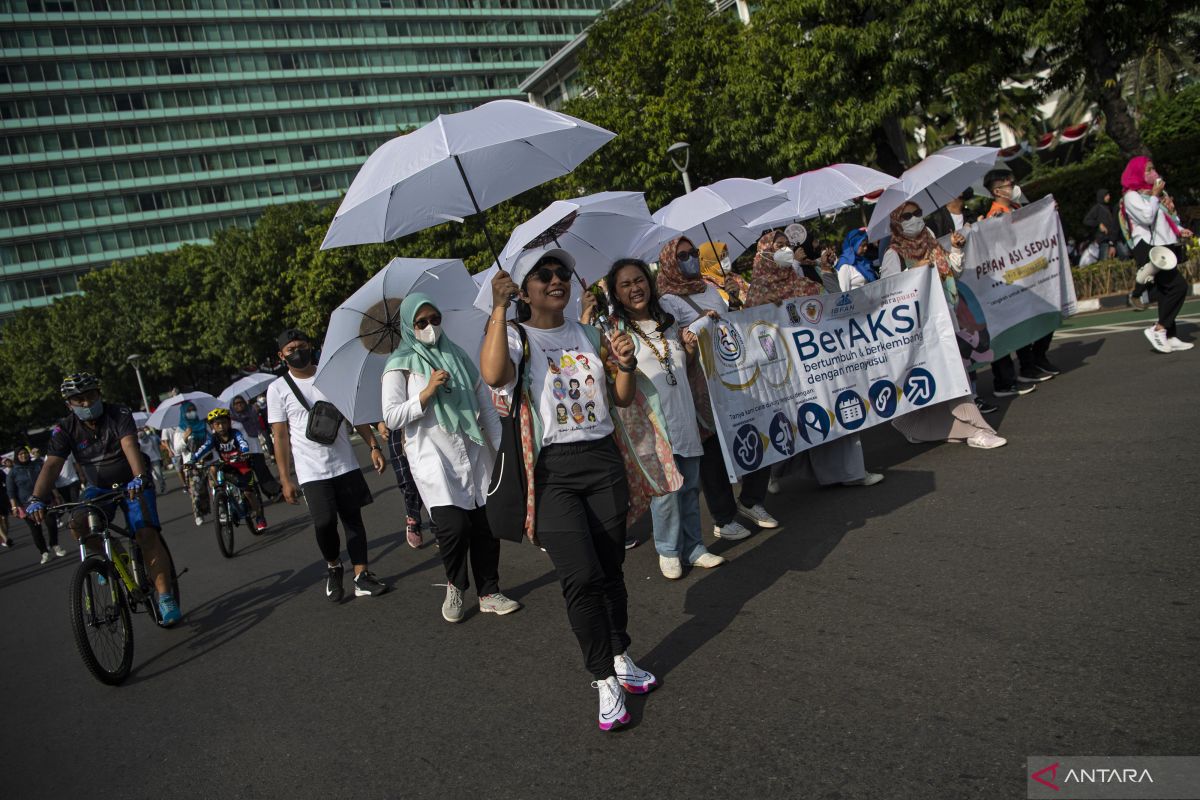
1149;245;1177;271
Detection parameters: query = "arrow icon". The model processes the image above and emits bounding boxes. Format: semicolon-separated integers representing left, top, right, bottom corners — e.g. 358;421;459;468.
905;374;932;403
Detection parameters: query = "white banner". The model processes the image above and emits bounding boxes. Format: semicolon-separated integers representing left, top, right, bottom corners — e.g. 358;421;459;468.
697;267;970;481
954;196;1077;364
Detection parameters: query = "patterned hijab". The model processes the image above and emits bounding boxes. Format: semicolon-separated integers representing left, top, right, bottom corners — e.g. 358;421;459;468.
744;230;820;307
655;236;707;297
887;205;951;277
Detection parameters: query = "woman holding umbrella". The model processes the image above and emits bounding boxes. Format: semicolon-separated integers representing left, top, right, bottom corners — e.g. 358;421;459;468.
381;292;522;623
481;249;658;732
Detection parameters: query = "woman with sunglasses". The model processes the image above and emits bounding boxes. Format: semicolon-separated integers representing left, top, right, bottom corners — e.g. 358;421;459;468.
382;293;522;623
480;249;658;732
882;202;1007;449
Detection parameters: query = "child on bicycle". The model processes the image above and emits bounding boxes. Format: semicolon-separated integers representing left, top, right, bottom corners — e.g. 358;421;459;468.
188;408;268;533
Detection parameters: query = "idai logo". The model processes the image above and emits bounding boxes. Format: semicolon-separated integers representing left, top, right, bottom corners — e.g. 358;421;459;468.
716;323;744;364
800;298;823;324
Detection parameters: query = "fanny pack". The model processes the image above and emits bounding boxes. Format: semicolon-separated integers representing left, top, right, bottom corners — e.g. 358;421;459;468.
282;372;344;446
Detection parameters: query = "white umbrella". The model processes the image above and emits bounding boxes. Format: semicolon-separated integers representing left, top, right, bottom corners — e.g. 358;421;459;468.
472;262;583;323
146;392;225;430
866;145;1000;241
652;178;787;260
313;258;489;426
499;191;681;287
218;372;279;404
750;164;898;229
320;100;615;256
133;411;150;427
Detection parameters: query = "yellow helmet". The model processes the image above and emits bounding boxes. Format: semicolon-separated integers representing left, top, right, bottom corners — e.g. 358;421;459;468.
206;407;231;422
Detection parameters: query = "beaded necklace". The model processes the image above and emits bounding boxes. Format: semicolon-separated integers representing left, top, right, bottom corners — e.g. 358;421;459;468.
629;319;677;386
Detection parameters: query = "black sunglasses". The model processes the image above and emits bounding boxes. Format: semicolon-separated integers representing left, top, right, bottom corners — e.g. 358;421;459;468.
414;314;442;330
530;264;574;284
898;209;924;221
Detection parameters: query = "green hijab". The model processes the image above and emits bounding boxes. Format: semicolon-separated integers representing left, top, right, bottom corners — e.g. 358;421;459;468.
384;292;485;446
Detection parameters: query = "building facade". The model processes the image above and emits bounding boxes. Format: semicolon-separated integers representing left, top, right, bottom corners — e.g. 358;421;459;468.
0;0;610;316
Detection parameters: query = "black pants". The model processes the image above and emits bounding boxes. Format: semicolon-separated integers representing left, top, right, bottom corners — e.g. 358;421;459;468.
429;504;499;595
388;434;423;524
991;332;1054;390
698;434;770;527
303;470;372;566
1133;241;1188;335
534;436;631;680
249;453;281;497
25;514;57;554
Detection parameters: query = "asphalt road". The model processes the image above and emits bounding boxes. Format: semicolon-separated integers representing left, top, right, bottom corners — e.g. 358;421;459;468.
3;316;1197;800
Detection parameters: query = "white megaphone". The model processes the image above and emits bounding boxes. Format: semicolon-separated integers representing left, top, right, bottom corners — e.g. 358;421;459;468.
1149;245;1178;271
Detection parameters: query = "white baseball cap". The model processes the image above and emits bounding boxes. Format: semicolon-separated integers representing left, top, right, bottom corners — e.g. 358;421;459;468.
510;248;577;288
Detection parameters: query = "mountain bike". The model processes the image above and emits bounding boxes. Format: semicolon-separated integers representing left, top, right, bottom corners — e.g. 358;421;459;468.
54;489;185;686
211;459;264;559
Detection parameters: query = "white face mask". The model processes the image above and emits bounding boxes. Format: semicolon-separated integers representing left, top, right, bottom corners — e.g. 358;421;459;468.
1010;185;1025;203
773;247;795;267
719;256;733;272
415;324;441;345
900;217;926;237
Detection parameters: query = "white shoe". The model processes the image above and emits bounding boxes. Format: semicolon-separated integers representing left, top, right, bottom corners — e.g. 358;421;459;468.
713;521;752;541
658;555;682;580
842;472;884;487
1167;337;1194;351
737;502;779;528
966;431;1007;449
690;551;726;569
40;552;52;565
613;651;658;695
1145;326;1172;353
592;675;630;731
767;478;782;495
52;545;67;557
194;514;204;527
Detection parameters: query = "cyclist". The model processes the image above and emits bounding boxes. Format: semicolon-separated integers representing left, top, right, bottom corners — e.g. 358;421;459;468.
25;373;181;626
188;408;268;533
178;400;212;526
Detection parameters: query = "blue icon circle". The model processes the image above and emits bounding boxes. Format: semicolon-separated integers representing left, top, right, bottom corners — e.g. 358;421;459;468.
767;411;795;456
903;368;937;407
834;390;867;430
796;403;831;445
868;380;899;418
731;423;764;471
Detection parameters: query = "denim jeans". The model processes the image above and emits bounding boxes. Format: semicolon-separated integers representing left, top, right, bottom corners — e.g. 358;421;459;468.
650;455;706;562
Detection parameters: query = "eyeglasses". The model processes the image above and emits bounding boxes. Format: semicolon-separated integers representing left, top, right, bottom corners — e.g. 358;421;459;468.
531;264;574;284
898;209;924;221
413;314;442;330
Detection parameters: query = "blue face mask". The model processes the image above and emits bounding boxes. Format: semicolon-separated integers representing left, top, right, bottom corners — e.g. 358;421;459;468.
71;400;104;421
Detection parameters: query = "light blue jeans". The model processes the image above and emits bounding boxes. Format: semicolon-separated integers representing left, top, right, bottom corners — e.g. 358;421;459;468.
650;455;707;562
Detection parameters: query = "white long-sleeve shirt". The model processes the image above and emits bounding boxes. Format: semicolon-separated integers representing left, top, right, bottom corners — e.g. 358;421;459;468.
879;246;963;279
836;264;869;292
380;367;500;511
1122;191;1179;246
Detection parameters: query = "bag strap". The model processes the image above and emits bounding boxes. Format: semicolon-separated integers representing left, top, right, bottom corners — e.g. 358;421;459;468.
281;371;312;412
510;322;528;420
679;294;705;318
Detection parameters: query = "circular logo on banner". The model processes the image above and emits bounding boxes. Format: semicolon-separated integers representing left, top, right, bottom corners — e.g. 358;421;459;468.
716;323;744;364
868;379;899;418
834;390;867;430
732;423;764;471
903;368;937;407
796;403;831;445
767;411;795;456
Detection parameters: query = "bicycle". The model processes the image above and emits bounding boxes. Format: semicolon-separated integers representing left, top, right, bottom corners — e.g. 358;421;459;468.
53;488;185;686
211;459;265;559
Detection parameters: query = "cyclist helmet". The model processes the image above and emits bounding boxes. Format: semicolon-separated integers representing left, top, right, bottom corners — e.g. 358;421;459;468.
60;372;101;399
207;407;231;422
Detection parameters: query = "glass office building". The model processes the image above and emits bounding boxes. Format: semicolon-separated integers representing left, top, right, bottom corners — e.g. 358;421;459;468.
0;0;610;316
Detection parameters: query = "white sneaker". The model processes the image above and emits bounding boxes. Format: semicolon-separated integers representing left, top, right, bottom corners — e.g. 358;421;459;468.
737;502;779;529
52;545;67;557
690;552;726;569
40;552;51;565
613;651;658;695
966;431;1007;449
1167;337;1194;351
592;675;630;731
767;478;782;495
658;555;683;580
194;514;204;527
1145;326;1172;353
842;472;885;487
713;521;752;541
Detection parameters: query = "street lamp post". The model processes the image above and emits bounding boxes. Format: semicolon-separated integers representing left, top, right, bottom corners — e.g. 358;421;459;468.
667;141;692;194
126;354;151;412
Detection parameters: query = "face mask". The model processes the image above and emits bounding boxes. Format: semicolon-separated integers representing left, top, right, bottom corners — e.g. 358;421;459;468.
72;400;105;421
901;217;926;236
677;253;700;277
184;410;198;420
773;247;795;267
719;256;733;272
415;324;441;345
1010;185;1025;203
285;348;313;369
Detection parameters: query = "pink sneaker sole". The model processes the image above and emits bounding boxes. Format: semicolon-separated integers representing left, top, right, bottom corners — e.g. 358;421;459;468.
619;678;658;695
598;712;630;731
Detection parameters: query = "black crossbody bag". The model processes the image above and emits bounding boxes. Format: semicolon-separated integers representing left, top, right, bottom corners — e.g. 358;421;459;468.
282;372;344;446
486;323;528;543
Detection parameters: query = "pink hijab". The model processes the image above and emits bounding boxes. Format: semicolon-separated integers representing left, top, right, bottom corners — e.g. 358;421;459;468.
1120;156;1153;192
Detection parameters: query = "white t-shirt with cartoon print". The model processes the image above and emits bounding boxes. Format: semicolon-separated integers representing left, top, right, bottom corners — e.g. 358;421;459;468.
507;321;613;446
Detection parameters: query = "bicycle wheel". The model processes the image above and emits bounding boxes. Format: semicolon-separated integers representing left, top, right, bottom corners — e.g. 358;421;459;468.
213;490;235;558
69;556;134;686
151;535;181;628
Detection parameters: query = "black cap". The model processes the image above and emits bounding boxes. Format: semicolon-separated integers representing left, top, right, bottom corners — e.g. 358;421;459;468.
277;328;310;350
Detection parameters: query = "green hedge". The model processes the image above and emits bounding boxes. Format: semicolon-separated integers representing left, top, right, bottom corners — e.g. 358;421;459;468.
1072;256;1200;300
